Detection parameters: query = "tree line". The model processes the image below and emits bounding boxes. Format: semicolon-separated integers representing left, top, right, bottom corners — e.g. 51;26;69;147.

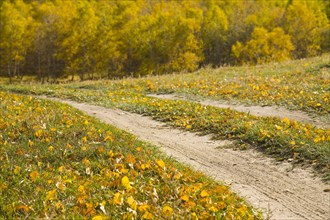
0;0;329;82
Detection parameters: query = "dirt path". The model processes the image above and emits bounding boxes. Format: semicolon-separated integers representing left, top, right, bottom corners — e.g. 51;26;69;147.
148;94;329;128
54;99;329;220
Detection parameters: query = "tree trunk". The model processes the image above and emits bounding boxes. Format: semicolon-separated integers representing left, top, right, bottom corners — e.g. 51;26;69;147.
8;63;12;84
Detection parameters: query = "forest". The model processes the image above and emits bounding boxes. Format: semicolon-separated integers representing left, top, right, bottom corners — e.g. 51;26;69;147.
0;0;329;82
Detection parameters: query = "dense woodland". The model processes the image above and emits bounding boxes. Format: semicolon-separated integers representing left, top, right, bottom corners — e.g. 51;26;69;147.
0;0;329;82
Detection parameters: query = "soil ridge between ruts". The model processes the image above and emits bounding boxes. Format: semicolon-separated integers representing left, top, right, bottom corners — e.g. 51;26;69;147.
46;98;330;220
148;93;329;129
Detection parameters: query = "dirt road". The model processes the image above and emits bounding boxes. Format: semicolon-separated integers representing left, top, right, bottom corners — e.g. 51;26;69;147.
55;99;329;220
148;94;329;129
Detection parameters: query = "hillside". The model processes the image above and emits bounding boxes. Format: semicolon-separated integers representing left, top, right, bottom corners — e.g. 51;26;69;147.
1;55;329;219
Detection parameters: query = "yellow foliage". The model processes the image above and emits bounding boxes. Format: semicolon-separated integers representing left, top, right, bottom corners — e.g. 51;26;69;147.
113;192;123;205
232;27;294;64
29;171;38;182
126;196;137;210
121;176;132;189
200;190;209;198
45;189;57;201
162;205;173;217
92;215;108;220
156;159;165;169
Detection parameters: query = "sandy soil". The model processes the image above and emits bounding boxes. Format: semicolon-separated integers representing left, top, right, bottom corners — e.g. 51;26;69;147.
148;94;329;128
53;98;330;220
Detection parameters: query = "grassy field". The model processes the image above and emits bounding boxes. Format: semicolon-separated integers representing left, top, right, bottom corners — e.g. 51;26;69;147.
140;53;330;116
1;54;329;180
0;55;329;217
0;91;260;219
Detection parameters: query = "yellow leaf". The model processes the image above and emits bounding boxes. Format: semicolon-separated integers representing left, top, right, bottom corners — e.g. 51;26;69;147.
104;135;114;142
156;159;165;169
55;202;65;213
209;205;218;212
142;211;154;219
15;205;30;213
92;216;107;220
180;195;190;202
126;154;136;164
138;204;150;212
113;192;123;205
58;166;65;172
238;206;247;215
126;196;137;210
78;185;86;194
200;190;209;198
13;166;21;175
29;171;38;182
121;176;132;189
35;129;44;138
108;150;114;157
218;201;226;209
314;136;321;143
275;125;283;130
98;146;105;153
162;205;173;216
282;118;290;125
46;189;57;201
141;163;151;170
86;202;94;214
174;173;182;180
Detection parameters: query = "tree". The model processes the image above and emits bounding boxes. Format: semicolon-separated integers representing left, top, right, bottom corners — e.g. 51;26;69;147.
0;0;329;81
27;1;64;82
200;0;228;66
0;0;35;82
232;27;294;64
58;0;99;81
284;0;329;58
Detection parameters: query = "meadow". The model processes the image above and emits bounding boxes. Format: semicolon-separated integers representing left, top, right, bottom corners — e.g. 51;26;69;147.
0;54;329;218
1;54;329;174
0;91;260;219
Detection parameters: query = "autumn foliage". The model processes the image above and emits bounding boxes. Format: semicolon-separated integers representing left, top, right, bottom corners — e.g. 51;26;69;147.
0;92;260;218
0;0;329;81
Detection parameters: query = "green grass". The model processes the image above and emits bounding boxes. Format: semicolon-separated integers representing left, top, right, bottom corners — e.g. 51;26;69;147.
0;91;260;219
1;55;329;219
1;55;329;180
139;53;330;116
